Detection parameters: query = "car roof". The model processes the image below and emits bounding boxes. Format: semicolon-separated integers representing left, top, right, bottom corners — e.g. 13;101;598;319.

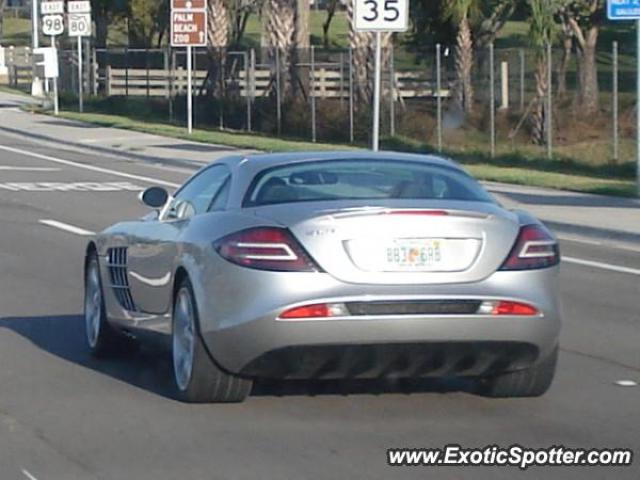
227;151;465;173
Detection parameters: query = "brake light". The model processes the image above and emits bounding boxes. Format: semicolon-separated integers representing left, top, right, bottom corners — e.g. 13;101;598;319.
214;227;320;272
279;303;349;319
478;300;539;316
500;224;559;271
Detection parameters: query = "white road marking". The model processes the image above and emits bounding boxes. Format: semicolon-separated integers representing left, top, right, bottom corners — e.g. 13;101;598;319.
39;219;95;236
557;235;602;246
0;182;143;192
563;256;640;276
614;380;638;387
0;166;61;172
0;144;180;188
21;469;39;480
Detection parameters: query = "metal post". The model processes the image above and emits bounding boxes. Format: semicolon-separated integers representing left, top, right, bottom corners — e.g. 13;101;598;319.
51;36;58;115
546;41;553;159
637;19;640;196
372;31;382;151
339;52;345;108
31;0;43;96
500;61;509;110
244;51;251;132
613;41;619;163
125;47;129;97
146;48;150;98
489;42;495;158
275;48;282;136
349;47;354;144
519;48;525;111
250;48;256;103
311;46;317;143
436;43;442;152
78;37;84;112
170;49;175;123
389;45;395;137
194;47;199;130
187;45;193;134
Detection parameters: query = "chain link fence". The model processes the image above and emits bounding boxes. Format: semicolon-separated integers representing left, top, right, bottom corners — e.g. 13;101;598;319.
1;41;636;175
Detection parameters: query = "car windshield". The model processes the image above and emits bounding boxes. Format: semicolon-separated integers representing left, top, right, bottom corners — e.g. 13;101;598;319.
244;159;495;206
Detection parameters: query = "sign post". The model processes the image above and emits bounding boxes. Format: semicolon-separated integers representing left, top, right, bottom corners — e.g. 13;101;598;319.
608;0;640;196
171;0;208;135
68;1;92;113
353;0;408;151
41;1;64;115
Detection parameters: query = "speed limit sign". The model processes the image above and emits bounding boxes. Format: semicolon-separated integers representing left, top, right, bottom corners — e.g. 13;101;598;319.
68;13;91;37
42;14;64;36
353;0;409;32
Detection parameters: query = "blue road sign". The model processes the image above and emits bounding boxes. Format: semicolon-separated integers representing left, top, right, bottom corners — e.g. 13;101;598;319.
608;0;640;20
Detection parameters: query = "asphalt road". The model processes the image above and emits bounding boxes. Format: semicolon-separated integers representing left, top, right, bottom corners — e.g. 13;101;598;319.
0;129;638;480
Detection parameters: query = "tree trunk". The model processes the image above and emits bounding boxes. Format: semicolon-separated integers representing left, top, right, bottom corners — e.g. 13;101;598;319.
531;57;548;146
322;0;338;49
0;0;7;40
557;34;572;97
207;0;229;97
455;13;474;114
348;0;373;103
579;27;599;115
95;14;109;49
265;0;296;96
295;0;310;49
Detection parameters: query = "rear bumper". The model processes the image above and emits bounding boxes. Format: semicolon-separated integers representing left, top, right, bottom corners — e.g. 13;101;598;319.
239;342;539;380
193;258;561;378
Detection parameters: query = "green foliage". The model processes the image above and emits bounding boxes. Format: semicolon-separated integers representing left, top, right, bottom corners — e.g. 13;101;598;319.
528;0;559;49
128;0;170;47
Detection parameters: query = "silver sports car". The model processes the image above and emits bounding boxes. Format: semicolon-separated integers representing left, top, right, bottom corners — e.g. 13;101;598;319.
84;151;561;403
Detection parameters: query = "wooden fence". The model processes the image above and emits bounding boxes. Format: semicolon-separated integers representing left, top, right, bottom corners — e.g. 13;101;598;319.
101;66;450;100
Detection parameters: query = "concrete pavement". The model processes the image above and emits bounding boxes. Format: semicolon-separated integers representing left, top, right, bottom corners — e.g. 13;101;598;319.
0;128;638;479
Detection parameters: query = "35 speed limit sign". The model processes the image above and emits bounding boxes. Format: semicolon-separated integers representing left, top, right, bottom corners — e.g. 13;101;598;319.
353;0;409;32
42;14;64;36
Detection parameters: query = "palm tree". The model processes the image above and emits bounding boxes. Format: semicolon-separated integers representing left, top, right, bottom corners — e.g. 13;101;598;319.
206;0;229;100
347;0;393;105
528;0;558;145
264;0;297;94
444;0;477;114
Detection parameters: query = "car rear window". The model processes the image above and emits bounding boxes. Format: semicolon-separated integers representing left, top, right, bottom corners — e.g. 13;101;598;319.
244;159;494;206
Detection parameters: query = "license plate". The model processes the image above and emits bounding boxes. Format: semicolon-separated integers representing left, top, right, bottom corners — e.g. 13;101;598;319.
384;239;443;270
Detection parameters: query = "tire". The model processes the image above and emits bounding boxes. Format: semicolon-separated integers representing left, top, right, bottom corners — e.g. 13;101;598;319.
84;253;135;357
478;346;558;398
172;277;252;403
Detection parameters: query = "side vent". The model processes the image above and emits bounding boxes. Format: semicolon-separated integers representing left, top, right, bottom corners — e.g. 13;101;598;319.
107;247;136;312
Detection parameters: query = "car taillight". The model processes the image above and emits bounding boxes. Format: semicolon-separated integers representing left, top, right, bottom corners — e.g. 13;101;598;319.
214;227;320;272
478;300;540;316
279;303;349;319
500;224;560;271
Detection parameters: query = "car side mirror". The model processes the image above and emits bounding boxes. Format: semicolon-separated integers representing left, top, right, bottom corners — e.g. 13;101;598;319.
139;187;169;209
